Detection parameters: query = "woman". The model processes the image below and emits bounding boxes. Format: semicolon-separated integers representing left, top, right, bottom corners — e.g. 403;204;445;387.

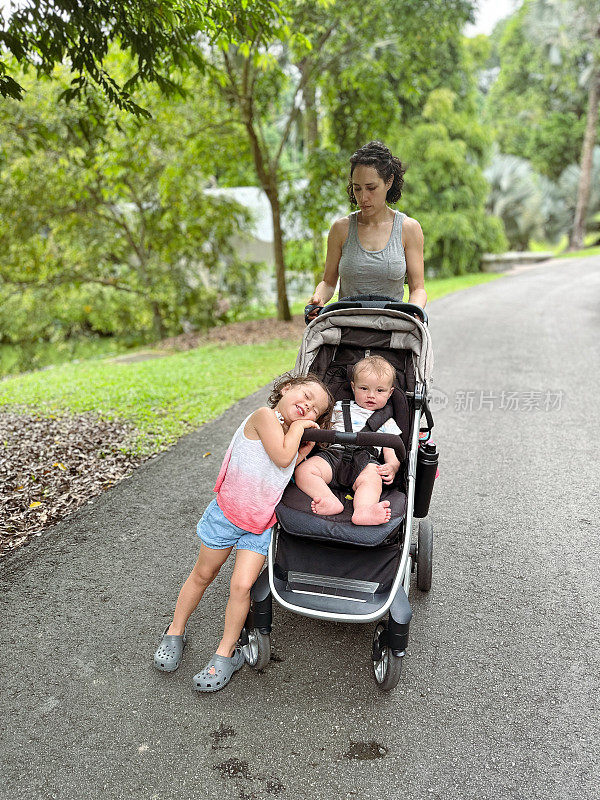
308;140;426;313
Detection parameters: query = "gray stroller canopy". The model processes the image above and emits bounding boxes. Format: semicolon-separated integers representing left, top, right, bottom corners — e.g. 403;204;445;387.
294;308;434;391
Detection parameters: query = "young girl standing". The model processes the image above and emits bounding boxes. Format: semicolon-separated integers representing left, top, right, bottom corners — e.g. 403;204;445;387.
154;372;334;692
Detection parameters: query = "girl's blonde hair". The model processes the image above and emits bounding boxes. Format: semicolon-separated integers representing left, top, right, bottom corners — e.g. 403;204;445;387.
268;372;335;429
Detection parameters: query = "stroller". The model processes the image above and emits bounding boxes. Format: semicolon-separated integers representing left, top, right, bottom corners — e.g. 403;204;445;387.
240;296;437;691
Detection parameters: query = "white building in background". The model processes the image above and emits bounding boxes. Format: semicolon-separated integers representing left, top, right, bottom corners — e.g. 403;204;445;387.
204;183;315;303
205;186;276;265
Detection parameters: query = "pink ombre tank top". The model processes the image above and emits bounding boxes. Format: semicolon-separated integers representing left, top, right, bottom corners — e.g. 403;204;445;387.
214;414;297;534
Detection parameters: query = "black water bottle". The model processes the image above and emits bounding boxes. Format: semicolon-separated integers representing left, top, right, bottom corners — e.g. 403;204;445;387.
414;441;438;518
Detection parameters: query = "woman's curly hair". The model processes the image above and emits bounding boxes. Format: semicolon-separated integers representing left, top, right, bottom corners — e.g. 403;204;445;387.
346;140;407;206
268;372;335;430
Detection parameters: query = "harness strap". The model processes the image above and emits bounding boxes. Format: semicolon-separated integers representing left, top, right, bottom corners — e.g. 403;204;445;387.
342;398;394;434
341;398;353;432
362;403;393;432
340;399;378;459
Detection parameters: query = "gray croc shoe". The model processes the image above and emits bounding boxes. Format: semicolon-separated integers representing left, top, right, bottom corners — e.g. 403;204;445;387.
192;647;244;692
154;624;187;672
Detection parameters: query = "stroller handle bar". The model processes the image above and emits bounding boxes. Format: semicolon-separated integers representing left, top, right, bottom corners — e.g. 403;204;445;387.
304;298;428;326
301;429;406;462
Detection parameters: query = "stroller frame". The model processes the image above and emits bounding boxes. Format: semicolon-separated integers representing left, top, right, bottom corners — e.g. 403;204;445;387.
266;385;422;622
241;299;435;689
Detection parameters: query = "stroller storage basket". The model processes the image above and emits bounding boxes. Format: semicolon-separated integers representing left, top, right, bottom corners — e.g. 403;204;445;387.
274;528;402;595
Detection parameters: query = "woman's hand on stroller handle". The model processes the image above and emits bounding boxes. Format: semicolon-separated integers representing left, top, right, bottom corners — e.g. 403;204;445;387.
304;303;323;324
304;299;427;326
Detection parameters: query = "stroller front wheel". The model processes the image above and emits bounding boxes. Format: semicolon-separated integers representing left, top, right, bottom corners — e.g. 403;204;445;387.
372;622;403;691
242;628;271;670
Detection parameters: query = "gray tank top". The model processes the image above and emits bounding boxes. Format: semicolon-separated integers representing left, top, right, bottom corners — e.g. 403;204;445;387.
338;210;406;300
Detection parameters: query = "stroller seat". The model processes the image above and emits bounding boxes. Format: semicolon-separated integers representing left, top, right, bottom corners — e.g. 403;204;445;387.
276;480;407;548
276;339;413;549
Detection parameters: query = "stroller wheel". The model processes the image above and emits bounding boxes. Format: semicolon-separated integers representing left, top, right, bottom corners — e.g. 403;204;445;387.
242;628;271;671
417;518;433;591
372;622;403;691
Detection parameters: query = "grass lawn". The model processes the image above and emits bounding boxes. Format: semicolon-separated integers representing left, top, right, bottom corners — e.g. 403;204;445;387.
555;245;600;259
0;270;517;455
529;234;600;259
0;341;299;454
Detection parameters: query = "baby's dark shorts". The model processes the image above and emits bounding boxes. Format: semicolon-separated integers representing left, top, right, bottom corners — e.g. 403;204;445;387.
311;446;379;488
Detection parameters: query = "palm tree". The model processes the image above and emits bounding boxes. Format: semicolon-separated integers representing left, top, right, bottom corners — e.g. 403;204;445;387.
484;151;567;249
526;0;600;250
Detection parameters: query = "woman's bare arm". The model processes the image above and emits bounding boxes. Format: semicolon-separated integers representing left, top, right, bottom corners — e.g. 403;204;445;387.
309;217;349;306
403;216;427;308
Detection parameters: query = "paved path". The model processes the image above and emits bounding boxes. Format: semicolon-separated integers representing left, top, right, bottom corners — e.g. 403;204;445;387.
1;256;599;800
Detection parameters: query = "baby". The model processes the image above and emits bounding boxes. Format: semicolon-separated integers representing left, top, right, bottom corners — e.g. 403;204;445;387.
294;355;401;525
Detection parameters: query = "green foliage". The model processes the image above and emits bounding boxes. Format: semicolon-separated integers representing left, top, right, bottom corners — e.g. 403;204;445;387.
313;0;475;153
0;340;301;454
0;336;140;379
482;0;600;246
286;145;348;275
0;63;261;345
284;239;315;276
484;0;593;178
528;113;587;179
0;0;285;114
484;152;564;249
484;146;600;251
557;147;600;232
395;89;506;275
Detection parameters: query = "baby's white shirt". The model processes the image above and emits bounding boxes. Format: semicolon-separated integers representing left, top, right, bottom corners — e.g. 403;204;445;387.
331;401;401;455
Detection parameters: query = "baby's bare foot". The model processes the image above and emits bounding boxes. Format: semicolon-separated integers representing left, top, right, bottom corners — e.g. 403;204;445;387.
352;501;392;526
311;496;344;516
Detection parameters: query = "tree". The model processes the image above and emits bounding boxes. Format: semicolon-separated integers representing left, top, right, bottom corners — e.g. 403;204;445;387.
557;146;600;245
0;62;259;345
397;88;506;275
484;152;567;249
0;0;284;114
212;0;476;318
487;0;600;249
525;0;600;249
484;4;588;177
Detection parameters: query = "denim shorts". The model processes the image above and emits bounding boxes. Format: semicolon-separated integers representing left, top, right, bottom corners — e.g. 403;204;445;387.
196;499;272;556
